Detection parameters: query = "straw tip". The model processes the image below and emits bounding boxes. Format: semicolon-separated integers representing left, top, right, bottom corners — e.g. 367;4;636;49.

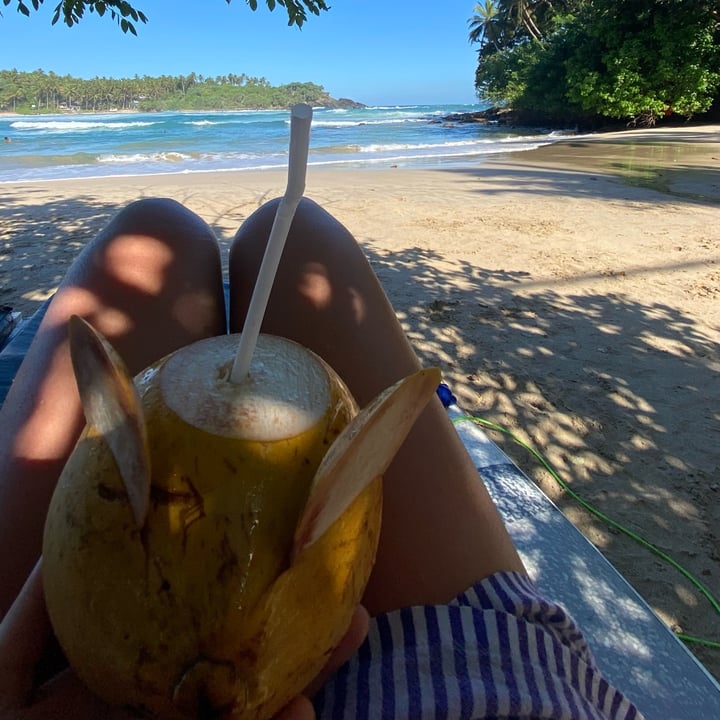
291;103;313;120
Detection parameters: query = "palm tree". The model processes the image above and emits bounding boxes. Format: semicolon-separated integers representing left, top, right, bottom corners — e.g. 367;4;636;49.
505;0;544;42
506;0;573;42
470;0;566;54
0;69;23;111
468;1;503;51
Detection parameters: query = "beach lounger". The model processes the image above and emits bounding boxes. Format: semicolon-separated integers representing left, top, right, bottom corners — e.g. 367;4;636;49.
0;306;22;352
1;303;719;720
448;402;720;719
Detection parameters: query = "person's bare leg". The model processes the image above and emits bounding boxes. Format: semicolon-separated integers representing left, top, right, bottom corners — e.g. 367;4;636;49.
229;198;524;616
0;198;226;616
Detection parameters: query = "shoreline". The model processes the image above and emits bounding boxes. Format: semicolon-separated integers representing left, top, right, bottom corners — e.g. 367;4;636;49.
2;123;717;189
0;104;558;185
2;124;720;680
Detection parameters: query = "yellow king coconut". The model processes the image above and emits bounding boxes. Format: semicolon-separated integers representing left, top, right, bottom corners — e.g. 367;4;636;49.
42;316;440;719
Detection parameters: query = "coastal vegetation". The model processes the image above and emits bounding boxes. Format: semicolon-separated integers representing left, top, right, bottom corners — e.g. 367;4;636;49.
4;1;718;127
0;70;360;113
468;0;720;127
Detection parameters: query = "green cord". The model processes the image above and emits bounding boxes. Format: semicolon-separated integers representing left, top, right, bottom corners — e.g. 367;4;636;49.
453;413;720;647
677;633;720;650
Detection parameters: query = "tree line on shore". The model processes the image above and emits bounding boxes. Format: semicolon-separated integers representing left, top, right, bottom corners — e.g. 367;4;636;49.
0;69;359;114
468;0;720;128
3;1;718;127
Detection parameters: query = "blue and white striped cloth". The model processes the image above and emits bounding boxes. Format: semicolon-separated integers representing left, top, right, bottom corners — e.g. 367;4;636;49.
314;571;642;719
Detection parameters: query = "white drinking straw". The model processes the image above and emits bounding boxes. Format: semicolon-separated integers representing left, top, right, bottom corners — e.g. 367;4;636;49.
230;103;313;384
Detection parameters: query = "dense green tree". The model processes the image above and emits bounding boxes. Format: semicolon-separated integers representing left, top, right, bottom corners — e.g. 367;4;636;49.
563;0;720;125
1;0;328;33
470;0;720;126
0;68;353;112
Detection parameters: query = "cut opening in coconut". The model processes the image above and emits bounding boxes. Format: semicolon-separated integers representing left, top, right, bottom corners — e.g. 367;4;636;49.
159;334;332;442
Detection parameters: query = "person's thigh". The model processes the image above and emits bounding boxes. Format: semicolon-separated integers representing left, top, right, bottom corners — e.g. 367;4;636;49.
229;198;524;616
0;198;226;616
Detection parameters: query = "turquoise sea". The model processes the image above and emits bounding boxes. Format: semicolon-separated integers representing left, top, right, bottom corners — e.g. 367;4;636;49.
0;103;564;183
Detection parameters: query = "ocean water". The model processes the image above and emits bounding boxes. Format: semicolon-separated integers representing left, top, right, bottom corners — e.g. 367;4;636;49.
0;104;563;183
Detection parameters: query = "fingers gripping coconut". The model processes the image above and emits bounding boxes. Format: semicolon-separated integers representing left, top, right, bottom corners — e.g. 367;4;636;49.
40;105;442;719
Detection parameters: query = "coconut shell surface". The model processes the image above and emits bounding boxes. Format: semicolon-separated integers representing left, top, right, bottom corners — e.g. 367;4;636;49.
42;333;381;719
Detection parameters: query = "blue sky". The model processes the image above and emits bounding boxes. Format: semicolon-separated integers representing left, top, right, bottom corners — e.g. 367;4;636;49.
0;1;482;106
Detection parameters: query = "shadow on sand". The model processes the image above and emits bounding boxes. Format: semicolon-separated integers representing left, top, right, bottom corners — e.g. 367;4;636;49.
2;165;719;678
364;237;720;677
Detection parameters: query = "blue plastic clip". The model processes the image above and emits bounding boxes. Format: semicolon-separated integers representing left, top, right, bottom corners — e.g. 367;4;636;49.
436;382;457;408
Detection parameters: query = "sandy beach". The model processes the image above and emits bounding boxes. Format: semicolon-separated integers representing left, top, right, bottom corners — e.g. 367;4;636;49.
2;125;720;679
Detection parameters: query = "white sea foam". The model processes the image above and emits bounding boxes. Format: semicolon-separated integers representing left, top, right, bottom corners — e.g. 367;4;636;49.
367;105;421;110
310;118;426;129
358;137;534;153
0;104;565;183
10;120;158;131
98;151;192;164
184;119;234;126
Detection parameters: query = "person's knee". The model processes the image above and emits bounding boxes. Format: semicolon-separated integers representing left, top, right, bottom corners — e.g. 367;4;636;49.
231;197;349;261
68;198;220;295
106;198;217;253
111;197;187;227
231;197;281;247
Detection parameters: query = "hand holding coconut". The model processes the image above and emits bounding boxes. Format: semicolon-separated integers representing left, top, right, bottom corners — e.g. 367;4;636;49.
0;562;136;720
0;560;366;720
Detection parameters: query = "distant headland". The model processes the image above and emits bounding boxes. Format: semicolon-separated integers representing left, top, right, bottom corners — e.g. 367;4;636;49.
0;69;365;114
